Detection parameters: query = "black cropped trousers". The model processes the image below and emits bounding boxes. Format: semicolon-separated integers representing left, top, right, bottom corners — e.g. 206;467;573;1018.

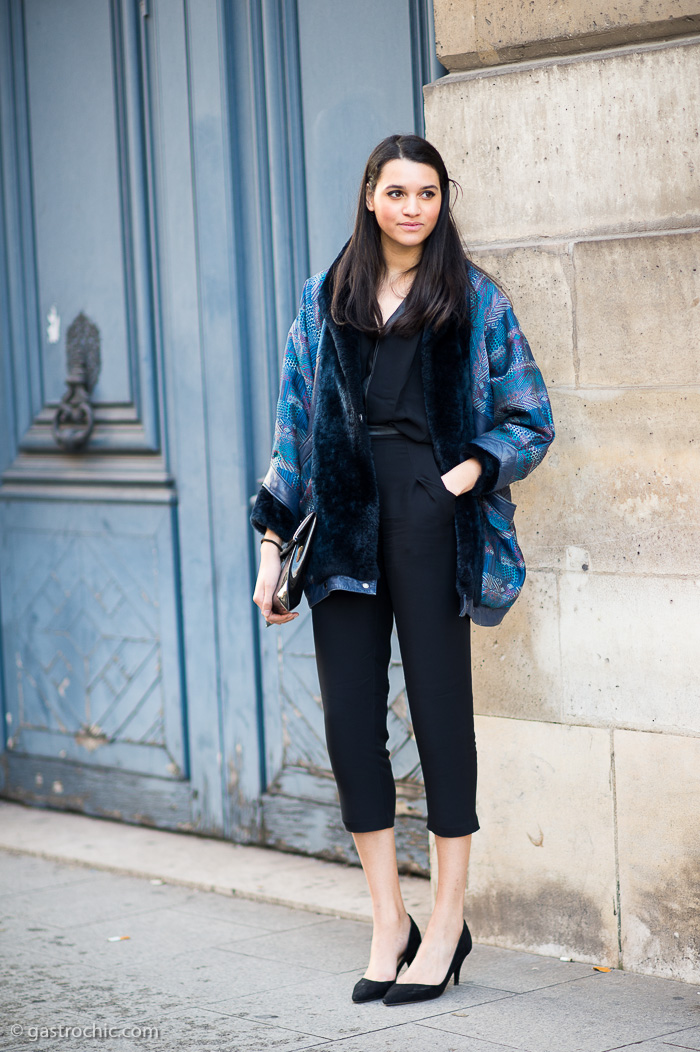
311;433;479;839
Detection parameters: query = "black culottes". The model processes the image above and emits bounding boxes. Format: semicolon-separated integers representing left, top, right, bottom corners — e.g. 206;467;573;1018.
311;433;479;838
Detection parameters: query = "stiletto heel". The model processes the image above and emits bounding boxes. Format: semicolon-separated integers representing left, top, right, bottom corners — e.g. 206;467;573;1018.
352;915;422;1003
382;919;472;1005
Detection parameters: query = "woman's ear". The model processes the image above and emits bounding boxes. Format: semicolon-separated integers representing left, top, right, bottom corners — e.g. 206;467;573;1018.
365;183;374;212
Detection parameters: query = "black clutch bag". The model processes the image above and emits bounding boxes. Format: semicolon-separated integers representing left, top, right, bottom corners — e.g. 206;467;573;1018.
269;322;324;615
274;511;317;612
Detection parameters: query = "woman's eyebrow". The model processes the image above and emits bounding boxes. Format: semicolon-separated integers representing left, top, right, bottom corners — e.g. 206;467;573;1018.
384;183;439;191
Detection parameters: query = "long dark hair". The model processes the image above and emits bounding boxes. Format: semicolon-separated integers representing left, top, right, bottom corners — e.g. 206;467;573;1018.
329;134;470;336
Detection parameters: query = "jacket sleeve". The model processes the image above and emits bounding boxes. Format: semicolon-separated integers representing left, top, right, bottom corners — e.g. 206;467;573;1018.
469;300;555;492
250;281;314;542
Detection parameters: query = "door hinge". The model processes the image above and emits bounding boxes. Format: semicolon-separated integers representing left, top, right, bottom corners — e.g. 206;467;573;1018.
140;0;149;17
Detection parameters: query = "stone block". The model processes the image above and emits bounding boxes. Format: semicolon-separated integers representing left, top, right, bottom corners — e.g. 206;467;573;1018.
425;41;700;241
472;570;562;723
470;247;575;387
434;0;700;71
574;233;700;387
514;388;700;577
467;716;618;964
615;728;700;983
559;572;700;734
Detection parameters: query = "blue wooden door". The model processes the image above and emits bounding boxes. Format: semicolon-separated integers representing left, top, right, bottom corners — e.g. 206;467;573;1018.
0;0;443;866
0;0;262;836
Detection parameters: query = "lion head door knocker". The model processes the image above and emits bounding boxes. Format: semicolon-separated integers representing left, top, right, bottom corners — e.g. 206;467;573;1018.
52;312;101;451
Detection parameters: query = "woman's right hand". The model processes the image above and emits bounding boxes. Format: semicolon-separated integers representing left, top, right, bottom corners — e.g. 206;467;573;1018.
253;542;299;626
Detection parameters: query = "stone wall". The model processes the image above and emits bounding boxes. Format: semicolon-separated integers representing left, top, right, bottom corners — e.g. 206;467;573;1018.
425;8;700;983
434;0;700;69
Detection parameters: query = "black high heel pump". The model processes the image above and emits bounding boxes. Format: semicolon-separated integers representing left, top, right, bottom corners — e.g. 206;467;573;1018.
382;919;472;1005
352;915;422;1003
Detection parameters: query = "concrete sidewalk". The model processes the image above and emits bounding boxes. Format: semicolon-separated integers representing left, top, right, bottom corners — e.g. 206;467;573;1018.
0;800;432;926
1;802;699;1052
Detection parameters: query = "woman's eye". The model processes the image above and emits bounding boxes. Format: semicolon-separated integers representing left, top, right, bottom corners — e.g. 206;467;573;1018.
388;190;403;198
421;191;436;199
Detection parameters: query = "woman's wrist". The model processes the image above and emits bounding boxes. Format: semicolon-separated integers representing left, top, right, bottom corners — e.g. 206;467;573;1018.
260;530;283;560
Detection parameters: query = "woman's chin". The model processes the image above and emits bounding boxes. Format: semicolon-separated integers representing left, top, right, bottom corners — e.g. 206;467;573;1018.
383;228;430;250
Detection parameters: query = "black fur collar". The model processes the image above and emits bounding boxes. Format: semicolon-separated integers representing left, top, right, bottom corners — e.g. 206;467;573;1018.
308;260;482;604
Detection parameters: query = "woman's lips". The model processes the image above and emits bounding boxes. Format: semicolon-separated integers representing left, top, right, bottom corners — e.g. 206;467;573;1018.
400;223;422;229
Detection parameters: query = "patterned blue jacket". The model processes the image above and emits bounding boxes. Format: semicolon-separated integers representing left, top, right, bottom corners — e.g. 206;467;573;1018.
251;262;554;626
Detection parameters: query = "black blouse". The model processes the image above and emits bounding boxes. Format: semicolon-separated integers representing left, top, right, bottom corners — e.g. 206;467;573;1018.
357;304;502;494
358;304;430;443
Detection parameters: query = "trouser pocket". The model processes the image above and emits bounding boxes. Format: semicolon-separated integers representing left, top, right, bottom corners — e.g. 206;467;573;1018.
408;441;456;509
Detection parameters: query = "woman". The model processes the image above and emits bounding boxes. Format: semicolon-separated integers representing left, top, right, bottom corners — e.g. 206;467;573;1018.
251;134;554;1005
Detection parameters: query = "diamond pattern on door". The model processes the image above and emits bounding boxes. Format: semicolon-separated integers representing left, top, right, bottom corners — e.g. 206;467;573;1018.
3;515;182;778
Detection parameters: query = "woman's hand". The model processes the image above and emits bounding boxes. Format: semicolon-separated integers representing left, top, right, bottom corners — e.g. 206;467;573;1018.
253;537;299;626
441;457;483;496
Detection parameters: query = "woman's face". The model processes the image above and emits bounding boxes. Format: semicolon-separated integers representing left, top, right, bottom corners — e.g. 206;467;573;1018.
366;158;442;253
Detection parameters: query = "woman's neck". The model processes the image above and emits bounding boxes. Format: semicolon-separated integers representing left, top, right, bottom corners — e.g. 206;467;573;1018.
380;235;422;291
375;238;422;325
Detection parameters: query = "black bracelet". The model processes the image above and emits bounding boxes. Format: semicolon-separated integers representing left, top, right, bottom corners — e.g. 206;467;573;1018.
260;537;283;552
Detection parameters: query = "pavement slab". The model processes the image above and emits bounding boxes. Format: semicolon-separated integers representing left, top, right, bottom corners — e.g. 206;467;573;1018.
1;956;183;1032
668;1027;700;1050
3;1008;325;1052
1;870;180;929
304;1021;520;1051
226;973;512;1042
611;1034;700;1052
152;1006;325;1052
219;917;375;974
423;970;700;1052
170;890;338;932
460;943;595;993
12;902;270;969
113;944;331;1005
0;852;105;896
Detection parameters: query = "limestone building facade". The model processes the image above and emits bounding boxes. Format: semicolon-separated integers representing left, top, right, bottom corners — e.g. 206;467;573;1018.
426;1;700;982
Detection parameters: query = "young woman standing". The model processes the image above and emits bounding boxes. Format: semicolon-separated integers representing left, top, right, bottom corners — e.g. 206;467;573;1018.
252;135;554;1005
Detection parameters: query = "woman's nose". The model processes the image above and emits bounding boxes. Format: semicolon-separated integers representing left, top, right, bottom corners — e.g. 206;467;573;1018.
403;197;420;215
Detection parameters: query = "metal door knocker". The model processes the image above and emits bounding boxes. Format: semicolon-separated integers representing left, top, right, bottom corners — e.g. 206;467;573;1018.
53;312;101;451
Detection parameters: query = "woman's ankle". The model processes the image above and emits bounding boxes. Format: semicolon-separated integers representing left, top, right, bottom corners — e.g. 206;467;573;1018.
424;909;464;938
371;905;410;929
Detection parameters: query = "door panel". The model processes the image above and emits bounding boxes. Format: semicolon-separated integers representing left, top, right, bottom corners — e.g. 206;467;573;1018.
9;0;159;457
25;0;131;405
1;497;185;780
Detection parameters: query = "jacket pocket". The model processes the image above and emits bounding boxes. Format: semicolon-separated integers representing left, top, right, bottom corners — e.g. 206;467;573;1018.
478;490;525;610
486;491;516;524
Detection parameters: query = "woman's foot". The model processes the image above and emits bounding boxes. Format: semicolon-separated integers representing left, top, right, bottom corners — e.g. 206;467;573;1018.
353;914;421;1002
382;920;472;1005
363;911;413;981
394;914;465;985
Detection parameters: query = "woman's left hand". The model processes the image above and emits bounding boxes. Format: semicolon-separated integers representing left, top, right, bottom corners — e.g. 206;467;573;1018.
441;457;482;496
